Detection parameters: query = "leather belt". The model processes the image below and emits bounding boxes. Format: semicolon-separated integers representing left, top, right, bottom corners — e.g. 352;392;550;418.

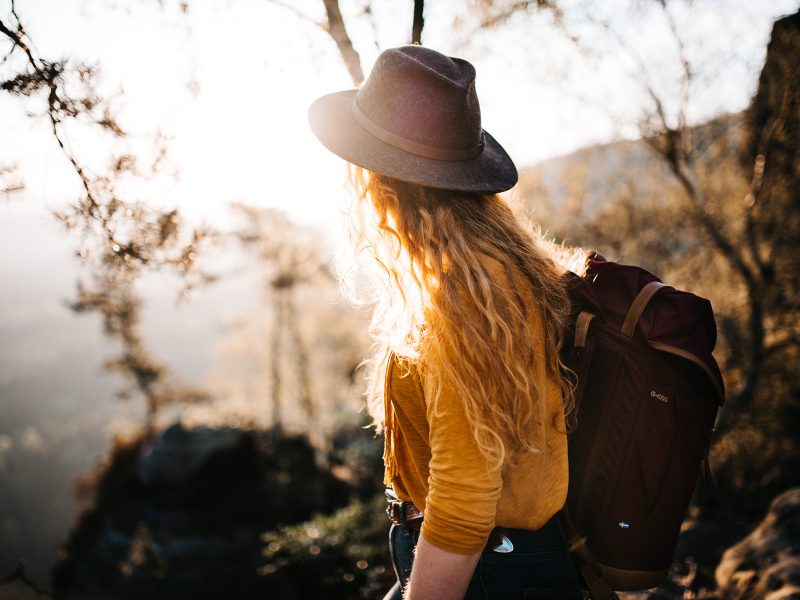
386;499;424;527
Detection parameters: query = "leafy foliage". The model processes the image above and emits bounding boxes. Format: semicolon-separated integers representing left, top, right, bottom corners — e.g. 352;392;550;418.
259;494;393;599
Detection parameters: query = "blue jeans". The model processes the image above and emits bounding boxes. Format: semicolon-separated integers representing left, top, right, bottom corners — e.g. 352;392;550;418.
382;515;584;599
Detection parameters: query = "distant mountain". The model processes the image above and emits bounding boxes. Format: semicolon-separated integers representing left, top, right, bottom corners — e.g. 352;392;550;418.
516;112;745;219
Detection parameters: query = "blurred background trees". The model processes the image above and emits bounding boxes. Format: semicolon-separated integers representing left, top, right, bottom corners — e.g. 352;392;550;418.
231;202;369;447
516;7;800;595
518;7;800;520
1;0;798;598
1;1;217;438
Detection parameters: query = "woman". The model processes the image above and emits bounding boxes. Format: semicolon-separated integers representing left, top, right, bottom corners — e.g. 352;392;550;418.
309;46;584;600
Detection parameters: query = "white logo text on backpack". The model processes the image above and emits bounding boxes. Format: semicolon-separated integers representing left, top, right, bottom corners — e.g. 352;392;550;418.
650;390;669;403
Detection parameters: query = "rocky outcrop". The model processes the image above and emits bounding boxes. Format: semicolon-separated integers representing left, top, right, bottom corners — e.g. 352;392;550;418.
715;488;800;599
50;423;358;600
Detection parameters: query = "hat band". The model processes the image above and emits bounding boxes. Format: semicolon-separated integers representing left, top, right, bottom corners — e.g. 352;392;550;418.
351;100;485;162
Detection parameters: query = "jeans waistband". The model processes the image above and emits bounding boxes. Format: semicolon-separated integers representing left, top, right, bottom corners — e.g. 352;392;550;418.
385;490;567;554
480;515;567;555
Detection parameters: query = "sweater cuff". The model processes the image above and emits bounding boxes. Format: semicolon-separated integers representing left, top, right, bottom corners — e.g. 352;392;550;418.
419;505;493;555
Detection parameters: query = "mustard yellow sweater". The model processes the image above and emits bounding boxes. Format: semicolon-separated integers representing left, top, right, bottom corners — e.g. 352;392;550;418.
383;260;569;555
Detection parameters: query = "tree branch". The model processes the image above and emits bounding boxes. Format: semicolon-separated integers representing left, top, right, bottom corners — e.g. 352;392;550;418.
635;11;753;294
476;0;561;30
0;560;52;597
2;5;217;430
0;162;23;196
638;3;773;402
657;0;691;132
411;0;424;45
321;0;364;85
0;15;106;229
268;0;327;31
764;333;800;359
361;1;381;51
0;36;16;64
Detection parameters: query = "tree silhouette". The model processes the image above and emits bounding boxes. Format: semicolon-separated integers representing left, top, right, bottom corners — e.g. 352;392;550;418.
508;0;797;420
516;2;800;527
232;203;333;435
269;0;428;86
636;4;799;408
0;163;23;197
69;269;212;433
467;0;561;29
0;2;217;432
0;559;51;597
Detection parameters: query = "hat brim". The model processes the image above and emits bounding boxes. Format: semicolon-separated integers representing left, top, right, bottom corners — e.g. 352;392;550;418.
308;90;518;194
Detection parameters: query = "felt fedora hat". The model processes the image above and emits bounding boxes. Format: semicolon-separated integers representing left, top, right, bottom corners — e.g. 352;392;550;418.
308;45;518;194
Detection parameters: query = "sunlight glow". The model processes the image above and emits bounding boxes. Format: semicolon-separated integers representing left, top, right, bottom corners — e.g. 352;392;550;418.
2;0;793;240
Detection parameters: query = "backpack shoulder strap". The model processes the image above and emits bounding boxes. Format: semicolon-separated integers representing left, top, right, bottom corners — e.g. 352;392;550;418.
574;311;596;348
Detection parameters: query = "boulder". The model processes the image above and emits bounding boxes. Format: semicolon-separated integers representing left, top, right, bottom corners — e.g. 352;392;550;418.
715;488;800;599
137;423;249;488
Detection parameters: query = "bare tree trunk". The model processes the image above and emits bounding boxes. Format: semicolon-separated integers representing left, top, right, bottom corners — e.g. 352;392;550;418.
411;0;425;44
647;132;766;404
270;289;286;431
285;290;315;433
321;0;364;85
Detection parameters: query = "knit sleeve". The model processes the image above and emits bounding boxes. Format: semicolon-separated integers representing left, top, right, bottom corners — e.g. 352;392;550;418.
418;356;503;554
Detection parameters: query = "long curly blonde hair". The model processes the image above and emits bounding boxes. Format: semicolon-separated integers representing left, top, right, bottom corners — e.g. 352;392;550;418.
340;167;579;468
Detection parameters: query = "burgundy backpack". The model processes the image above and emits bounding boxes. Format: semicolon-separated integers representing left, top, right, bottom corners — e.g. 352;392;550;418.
560;256;725;599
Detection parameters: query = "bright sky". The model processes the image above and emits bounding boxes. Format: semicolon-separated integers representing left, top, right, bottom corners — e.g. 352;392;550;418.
1;0;797;238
